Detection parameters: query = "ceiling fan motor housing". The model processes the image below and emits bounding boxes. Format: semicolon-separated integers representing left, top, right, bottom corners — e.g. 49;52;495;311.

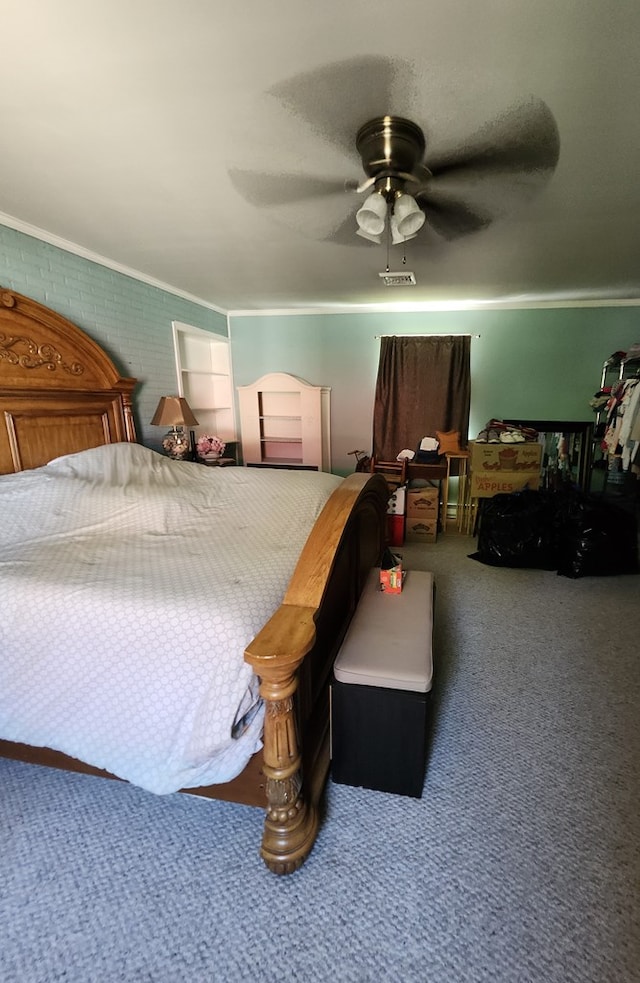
356;116;426;188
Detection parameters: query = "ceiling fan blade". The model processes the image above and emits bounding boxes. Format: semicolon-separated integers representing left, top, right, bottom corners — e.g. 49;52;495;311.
324;212;364;246
426;97;560;179
228;168;352;207
268;56;415;158
415;190;494;240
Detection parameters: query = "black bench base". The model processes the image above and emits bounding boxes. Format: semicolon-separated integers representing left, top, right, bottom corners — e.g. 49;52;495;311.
331;679;431;798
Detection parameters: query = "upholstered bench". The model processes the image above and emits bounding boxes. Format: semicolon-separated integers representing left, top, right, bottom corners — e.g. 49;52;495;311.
331;567;435;798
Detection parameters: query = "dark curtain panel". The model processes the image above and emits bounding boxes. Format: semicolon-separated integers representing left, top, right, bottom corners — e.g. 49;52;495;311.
372;335;471;461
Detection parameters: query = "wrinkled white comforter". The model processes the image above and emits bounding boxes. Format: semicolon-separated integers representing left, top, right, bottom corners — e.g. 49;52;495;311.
0;443;341;793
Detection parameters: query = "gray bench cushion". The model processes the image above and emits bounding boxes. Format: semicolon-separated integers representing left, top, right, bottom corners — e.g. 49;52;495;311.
334;568;434;693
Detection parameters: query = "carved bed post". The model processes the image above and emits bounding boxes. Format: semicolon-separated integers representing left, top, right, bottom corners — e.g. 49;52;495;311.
245;604;318;875
259;662;318;874
115;383;137;442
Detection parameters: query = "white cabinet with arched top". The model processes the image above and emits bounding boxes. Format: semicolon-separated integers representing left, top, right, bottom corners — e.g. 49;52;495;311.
237;373;331;471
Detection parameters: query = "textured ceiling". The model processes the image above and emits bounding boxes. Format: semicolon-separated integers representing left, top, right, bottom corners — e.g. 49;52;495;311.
1;0;639;312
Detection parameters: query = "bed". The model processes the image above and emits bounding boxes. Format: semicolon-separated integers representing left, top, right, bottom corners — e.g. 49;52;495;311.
0;286;388;874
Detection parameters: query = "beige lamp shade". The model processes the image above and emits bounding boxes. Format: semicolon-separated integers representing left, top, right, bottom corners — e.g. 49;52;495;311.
150;396;199;427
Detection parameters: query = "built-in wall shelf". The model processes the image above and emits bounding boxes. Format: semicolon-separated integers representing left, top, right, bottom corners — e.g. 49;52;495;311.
237;372;331;471
173;322;236;442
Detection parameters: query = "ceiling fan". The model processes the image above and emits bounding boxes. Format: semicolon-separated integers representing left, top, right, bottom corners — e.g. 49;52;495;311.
227;57;560;247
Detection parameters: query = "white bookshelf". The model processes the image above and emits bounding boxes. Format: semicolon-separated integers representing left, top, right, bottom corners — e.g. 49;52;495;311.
237;372;331;471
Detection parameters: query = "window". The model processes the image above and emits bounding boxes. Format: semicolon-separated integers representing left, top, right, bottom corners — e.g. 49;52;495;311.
373;335;470;461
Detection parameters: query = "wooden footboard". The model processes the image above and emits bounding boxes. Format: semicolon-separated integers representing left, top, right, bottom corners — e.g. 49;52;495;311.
246;471;388;874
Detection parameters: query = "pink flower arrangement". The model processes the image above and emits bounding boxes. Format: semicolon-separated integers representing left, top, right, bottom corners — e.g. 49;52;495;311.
196;434;226;458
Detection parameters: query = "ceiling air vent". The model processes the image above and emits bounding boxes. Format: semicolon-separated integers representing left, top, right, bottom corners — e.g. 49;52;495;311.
378;271;417;287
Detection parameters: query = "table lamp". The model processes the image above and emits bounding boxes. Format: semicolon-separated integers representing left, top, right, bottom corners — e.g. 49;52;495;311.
151;396;199;460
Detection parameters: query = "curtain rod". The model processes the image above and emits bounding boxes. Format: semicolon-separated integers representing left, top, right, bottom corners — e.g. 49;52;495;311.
374;333;480;339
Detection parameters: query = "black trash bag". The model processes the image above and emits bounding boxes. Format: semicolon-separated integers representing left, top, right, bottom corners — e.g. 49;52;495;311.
471;489;559;569
556;497;639;579
470;484;639;577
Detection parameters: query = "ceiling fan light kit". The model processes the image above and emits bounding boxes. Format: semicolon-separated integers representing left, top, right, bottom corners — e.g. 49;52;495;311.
390;214;417;246
355;188;424;246
355;180;425;249
393;191;426;237
355;191;387;235
356;227;383;244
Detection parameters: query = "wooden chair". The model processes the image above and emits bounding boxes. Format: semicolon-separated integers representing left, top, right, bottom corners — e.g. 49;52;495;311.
370;456;407;490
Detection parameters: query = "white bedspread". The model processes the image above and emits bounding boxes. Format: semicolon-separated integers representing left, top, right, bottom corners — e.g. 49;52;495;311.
0;443;342;793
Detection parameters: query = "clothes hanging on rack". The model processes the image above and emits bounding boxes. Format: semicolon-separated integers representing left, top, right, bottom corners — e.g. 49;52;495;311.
618;377;640;470
602;375;640;471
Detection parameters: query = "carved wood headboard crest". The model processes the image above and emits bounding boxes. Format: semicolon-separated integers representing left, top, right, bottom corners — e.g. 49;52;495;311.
0;287;137;473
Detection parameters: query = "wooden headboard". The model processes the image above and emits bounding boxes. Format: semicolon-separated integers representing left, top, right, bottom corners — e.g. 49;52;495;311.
0;287;137;474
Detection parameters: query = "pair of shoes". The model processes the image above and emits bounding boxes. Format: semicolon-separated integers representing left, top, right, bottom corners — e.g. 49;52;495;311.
476;429;488;442
499;430;527;444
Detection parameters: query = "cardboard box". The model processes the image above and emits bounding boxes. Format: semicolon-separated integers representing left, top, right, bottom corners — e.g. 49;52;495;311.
405;516;438;542
470;471;541;498
406;487;439;518
386;514;405;547
407;503;438;520
387;486;406;515
470;441;542;474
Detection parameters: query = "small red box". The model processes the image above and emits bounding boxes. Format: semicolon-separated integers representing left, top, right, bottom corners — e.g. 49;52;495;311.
379;562;403;594
380;547;403;594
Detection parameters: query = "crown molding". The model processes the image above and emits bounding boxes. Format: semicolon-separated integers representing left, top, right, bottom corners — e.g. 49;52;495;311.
0;212;226;316
228;296;640;317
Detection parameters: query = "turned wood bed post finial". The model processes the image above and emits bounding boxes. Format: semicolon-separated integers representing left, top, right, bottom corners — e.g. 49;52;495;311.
260;663;317;875
117;384;137;442
245;605;318;875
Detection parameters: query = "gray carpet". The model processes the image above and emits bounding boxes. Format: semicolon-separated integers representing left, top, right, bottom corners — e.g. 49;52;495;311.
2;533;639;983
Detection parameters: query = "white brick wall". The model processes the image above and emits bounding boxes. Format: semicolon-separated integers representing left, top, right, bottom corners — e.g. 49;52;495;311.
0;224;227;449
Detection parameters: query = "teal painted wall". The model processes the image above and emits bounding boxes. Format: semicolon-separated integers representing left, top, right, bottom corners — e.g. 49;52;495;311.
3;221;638;474
0;224;227;450
230;307;640;475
